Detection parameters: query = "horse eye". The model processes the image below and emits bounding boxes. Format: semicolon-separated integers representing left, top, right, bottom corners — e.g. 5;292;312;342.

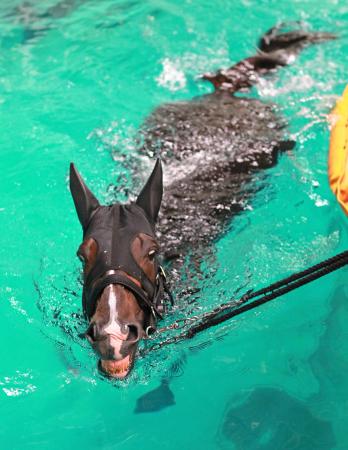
77;252;85;264
148;249;156;260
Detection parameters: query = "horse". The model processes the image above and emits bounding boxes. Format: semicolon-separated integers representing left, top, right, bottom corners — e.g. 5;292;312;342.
70;24;335;379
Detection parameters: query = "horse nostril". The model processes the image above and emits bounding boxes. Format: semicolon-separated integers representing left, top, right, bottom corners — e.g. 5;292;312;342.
85;322;99;342
126;324;139;342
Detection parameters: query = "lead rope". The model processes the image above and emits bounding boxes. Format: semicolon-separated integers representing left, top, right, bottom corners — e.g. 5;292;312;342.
144;249;348;353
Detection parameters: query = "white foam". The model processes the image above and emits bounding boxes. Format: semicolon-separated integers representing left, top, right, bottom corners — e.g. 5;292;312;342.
156;58;187;91
257;74;316;97
0;371;36;398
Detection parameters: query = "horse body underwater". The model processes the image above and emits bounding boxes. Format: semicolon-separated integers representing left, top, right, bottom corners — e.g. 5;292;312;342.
141;25;335;262
70;25;335;379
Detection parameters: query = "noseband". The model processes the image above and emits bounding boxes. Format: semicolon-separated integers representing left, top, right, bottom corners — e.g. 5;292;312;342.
85;265;173;325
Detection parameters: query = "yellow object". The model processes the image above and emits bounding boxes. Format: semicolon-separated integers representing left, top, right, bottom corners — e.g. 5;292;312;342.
329;84;348;215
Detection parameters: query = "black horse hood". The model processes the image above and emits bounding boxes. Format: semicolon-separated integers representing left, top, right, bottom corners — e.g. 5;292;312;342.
84;203;156;286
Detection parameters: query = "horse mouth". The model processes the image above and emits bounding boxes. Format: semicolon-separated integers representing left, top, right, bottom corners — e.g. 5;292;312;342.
99;352;135;379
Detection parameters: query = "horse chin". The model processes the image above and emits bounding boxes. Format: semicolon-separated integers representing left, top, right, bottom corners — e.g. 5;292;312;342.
99;348;137;380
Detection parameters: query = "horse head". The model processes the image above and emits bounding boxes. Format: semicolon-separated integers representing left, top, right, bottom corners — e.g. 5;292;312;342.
70;160;164;379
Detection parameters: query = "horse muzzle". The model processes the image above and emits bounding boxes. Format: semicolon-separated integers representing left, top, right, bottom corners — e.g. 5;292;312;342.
99;349;137;380
85;319;145;379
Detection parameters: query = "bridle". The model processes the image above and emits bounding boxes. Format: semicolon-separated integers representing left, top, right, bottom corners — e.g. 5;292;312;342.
83;262;174;331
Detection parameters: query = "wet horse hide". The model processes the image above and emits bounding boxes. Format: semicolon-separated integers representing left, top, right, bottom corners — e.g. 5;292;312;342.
140;24;335;268
70;24;335;380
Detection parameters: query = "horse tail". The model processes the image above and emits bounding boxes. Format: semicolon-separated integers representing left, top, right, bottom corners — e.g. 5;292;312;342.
202;23;336;93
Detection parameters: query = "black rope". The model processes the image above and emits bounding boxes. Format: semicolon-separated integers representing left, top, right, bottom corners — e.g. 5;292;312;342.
242;249;348;301
186;252;348;338
145;249;348;353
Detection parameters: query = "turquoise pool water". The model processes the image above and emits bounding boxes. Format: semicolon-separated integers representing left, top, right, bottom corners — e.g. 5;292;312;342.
1;0;348;448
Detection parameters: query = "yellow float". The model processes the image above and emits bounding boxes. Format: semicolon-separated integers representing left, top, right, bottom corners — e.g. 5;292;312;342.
329;84;348;215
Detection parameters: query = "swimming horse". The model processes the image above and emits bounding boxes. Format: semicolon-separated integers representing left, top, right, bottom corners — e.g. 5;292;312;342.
70;24;335;379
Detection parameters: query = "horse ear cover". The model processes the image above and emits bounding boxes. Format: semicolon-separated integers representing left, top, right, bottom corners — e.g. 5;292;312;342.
69;163;100;231
136;159;163;224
